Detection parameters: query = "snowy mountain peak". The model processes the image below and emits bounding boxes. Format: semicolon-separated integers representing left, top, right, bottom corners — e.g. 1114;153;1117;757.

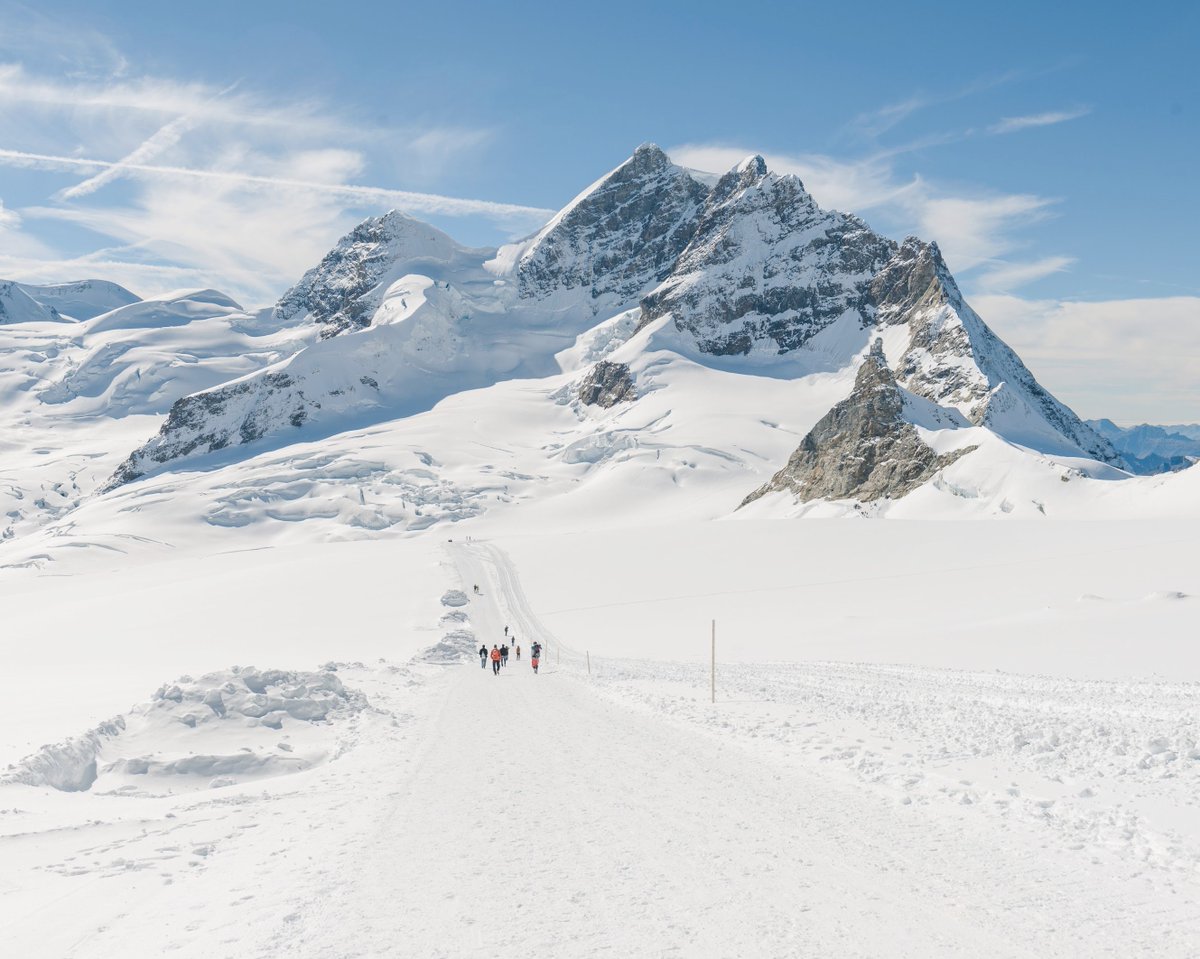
273;210;469;338
641;155;892;355
739;154;768;176
512;144;709;311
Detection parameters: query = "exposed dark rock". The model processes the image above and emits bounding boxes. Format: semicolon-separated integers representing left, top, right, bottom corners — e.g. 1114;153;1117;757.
518;143;709;309
274;211;462;338
742;340;974;505
639;157;896;355
577;360;636;408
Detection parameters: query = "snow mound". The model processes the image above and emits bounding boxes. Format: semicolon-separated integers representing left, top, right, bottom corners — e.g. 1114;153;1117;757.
1143;590;1190;602
418;628;478;664
440;589;470;607
3;667;367;794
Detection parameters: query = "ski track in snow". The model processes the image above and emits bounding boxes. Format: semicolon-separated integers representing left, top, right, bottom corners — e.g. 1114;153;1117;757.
1;541;1198;957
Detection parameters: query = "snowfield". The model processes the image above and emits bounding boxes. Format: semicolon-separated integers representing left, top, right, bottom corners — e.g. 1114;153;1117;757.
3;539;1197;958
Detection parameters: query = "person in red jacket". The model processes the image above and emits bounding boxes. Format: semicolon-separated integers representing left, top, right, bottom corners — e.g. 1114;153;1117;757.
490;645;502;675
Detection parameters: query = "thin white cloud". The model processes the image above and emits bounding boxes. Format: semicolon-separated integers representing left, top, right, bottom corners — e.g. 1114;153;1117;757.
988;108;1090;135
0;196;54;261
976;256;1075;291
845;70;1026;142
0;49;541;305
0;196;18;227
972;293;1200;422
0;3;129;78
851;95;929;138
0;147;554;221
914;193;1057;269
0;62;343;136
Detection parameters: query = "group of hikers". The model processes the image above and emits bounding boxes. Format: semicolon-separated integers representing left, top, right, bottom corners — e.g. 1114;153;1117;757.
480;626;542;675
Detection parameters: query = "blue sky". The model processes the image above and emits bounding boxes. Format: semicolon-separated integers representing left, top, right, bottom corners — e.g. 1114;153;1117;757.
0;0;1196;421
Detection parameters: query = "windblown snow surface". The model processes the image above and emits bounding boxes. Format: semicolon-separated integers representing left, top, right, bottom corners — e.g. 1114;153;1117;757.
3;152;1200;956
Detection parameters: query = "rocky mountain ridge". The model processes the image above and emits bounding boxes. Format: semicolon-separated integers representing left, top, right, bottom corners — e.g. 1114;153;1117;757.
743;339;974;505
92;144;1125;499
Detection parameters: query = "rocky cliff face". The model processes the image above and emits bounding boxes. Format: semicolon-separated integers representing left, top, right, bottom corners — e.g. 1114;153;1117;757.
873;239;1120;465
743;340;973;505
104;370;320;489
515;143;709;313
577;360;636;408
642;156;895;355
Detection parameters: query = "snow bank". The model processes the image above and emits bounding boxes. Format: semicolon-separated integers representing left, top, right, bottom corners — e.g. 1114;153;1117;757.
3;666;367;794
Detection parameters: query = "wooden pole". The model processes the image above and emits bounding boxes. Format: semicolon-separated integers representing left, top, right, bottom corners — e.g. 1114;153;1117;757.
711;619;716;704
587;650;591;676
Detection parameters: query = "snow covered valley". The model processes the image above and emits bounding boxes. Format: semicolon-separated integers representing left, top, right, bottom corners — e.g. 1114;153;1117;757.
2;530;1198;957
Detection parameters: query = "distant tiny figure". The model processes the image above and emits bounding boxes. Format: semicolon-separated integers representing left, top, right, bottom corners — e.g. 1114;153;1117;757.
490;645;502;675
504;625;508;637
531;654;540;674
500;643;509;667
478;644;488;669
515;645;521;661
473;584;480;594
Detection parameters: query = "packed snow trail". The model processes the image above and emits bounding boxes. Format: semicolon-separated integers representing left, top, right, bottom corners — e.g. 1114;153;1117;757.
261;542;1198;957
3;540;1197;957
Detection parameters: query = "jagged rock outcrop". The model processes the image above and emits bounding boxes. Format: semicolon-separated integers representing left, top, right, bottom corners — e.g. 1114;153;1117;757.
742;340;974;505
516;143;708;312
274;211;467;338
577;360;636;408
872;238;1121;465
104;371;315;489
640;156;896;354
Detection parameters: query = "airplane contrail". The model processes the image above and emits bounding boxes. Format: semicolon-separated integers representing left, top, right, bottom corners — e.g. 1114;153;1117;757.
0;147;555;221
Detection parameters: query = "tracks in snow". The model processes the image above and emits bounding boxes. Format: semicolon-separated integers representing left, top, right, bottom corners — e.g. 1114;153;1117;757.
3;539;1198;957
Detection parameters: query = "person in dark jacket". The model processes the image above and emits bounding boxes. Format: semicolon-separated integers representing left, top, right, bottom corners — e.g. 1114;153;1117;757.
478;644;488;669
500;643;509;667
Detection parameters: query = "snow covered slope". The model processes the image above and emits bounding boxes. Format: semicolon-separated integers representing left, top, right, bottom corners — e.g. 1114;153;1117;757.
0;280;66;324
17;279;140;321
0;288;313;546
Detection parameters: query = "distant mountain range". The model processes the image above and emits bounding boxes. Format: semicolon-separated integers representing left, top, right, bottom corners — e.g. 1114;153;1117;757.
1086;419;1200;473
